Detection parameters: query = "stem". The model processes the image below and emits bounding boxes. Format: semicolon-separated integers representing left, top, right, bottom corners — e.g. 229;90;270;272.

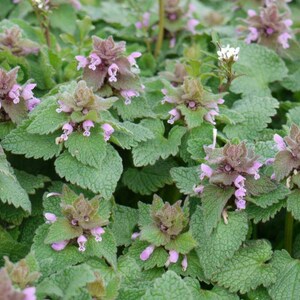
284;210;294;254
155;0;165;58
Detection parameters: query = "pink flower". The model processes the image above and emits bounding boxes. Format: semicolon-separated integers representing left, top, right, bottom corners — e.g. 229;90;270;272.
8;84;21;104
187;19;199;34
204;110;219;125
101;123;114;141
26;97;40;111
161;89;176;104
127;52;142;68
181;255;188;272
135;12;150;29
75;55;88;70
265;158;275;165
245;27;259;44
274;134;286;151
23;287;36;300
169;37;176;48
234;175;246;189
22;83;36;101
131;232;140;240
91;227;105;242
51;240;69;251
82;120;94;137
120;89;140;105
140;245;155;261
61;123;73;140
235;198;246;210
44;212;57;223
247;9;257;17
88;53;101;71
193;185;204;194
200;163;213;180
283;19;293;28
69;0;81;10
278;32;292;49
165;250;179;267
247;161;262;179
77;235;87;252
167;108;181;124
56;100;72;113
108;63;119;82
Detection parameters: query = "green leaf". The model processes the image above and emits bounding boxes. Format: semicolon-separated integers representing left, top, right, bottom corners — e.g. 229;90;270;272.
223;95;279;140
245;174;277;196
141;270;193;300
32;224;85;278
111;205;138;246
229;42;288;97
45;219;83;244
246;200;286;224
2;120;62;160
140;224;169;246
84;228;117;269
37;264;95;300
247;287;272;300
138;202;152;228
268;250;300;300
287;189;300;221
170;167;199;195
281;68;300;92
123;159;177;195
50;4;77;34
132;120;186;167
201;185;235;235
247;184;289;208
65;129;107;167
274;150;300;181
177;104;206;129
191;207;248;279
26;102;69;135
55;145;122;198
0;121;15;139
287;107;300;126
165;231;197;254
212;240;276;294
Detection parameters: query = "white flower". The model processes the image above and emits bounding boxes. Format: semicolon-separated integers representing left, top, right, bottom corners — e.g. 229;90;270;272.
217;45;240;62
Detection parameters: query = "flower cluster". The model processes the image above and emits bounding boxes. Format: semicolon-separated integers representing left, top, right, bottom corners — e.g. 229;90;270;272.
75;36;142;105
217;45;240;62
0;256;40;300
55;80;116;143
45;186;110;253
161;76;224;125
273;124;300;183
132;195;196;271
241;3;293;49
0;67;40;122
0;26;39;56
195;142;262;210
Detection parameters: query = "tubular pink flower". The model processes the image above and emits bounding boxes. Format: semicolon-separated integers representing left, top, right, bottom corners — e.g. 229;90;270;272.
283;19;293;28
135;12;150;29
266;27;274;35
140;245;155;261
200;163;213;180
247;161;262;180
168;108;181;124
271;173;276;180
204;110;219;125
278;32;292;49
161;89;176;104
181;255;188;272
135;21;143;29
21;83;36;101
69;0;81;10
120;89;140;105
75;55;88;70
82;120;94;137
188;101;196;108
265;158;275;165
234;175;246;189
51;240;69;251
101;123;114;141
245;27;259;44
131;232;140;240
247;9;257;17
26;97;40;111
23;287;36;300
88;53;101;71
169;37;176;48
193;185;204;194
56;100;72;113
77;235;87;252
187;19;199;34
44;212;57;223
8;84;21;104
169;250;179;263
127;52;142;68
91;227;105;242
235;198;246;210
63;123;73;135
108;63;119;82
274;134;286;151
235;187;246;198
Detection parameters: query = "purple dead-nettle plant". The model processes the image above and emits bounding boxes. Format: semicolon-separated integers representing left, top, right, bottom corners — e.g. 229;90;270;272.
55;80;117;144
159;62;188;87
44;186;110;253
0;256;40;300
0;26;39;56
273;124;300;185
164;0;199;48
161;77;224;125
75;35;143;105
0;67;40;123
241;2;293;49
133;195;197;271
195;142;262;210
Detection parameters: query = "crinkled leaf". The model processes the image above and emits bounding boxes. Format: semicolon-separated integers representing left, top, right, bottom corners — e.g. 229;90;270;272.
287;189;300;221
